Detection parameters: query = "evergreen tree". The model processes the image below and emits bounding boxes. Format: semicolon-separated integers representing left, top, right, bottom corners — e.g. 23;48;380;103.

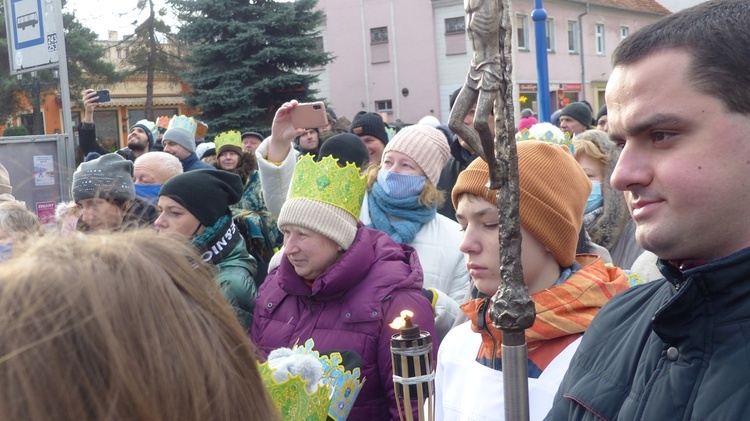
171;0;331;135
118;0;185;121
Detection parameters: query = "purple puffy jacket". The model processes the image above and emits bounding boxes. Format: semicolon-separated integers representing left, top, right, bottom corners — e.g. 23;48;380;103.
252;224;437;420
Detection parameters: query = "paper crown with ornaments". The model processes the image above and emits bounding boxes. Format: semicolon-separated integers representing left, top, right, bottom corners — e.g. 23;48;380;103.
258;338;365;421
167;115;198;136
288;155;367;219
515;122;574;154
213;130;242;152
156;116;171;133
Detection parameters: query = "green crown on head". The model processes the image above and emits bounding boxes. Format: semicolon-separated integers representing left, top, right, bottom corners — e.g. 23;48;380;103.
289;155;367;219
214;130;242;151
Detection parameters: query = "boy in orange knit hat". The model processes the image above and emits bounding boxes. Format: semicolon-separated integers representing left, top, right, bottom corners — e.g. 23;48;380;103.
434;141;633;421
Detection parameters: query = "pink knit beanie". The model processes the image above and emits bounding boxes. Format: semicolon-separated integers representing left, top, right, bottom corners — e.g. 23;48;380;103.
381;125;450;185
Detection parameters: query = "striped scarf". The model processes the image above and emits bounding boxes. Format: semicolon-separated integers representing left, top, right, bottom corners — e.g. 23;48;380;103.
461;255;630;376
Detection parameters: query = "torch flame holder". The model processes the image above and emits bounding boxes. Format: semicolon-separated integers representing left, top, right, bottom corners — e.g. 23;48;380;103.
391;331;435;421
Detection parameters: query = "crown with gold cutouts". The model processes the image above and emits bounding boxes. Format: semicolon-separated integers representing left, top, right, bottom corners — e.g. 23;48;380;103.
259;338;365;421
214;130;242;151
515;122;574;154
167;115;198;136
289;155;367;219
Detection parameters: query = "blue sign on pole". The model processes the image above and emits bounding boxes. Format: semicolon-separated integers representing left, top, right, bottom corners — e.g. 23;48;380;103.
5;0;60;74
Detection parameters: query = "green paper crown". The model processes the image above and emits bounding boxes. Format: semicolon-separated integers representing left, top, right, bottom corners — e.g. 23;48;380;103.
258;339;365;421
289;155;367;219
167;115;198;136
515;122;574;154
214;130;242;151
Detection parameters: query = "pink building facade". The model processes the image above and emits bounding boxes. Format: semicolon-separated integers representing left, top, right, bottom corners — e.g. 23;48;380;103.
310;0;669;125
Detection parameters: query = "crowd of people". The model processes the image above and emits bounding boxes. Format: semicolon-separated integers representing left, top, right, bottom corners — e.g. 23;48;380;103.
0;1;747;419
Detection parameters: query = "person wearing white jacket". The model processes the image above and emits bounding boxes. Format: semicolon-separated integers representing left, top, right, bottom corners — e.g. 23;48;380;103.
362;125;470;339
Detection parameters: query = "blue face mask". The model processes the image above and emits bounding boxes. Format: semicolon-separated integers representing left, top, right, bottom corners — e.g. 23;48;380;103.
134;183;162;205
377;168;427;199
585;180;603;213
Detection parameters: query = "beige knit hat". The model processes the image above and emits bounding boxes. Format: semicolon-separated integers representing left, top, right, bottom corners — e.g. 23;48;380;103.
451;141;592;267
278;198;359;250
381;125;450;185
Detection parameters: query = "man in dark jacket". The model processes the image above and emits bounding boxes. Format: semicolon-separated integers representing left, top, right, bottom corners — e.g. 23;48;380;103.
78;89;159;162
436;88;492;221
546;1;750;419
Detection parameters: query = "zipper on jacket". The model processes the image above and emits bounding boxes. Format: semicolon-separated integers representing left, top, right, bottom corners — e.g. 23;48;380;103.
477;298;500;370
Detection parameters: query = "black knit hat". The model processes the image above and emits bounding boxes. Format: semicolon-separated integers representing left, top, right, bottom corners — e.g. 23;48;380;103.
596;105;607;123
317;133;369;168
560;102;593;128
159;169;243;227
350;111;389;146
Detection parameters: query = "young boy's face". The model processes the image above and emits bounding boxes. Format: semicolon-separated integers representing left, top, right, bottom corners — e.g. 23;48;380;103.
456;194;557;296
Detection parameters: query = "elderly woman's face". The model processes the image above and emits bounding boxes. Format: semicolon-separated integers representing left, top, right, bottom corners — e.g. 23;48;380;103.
282;225;342;280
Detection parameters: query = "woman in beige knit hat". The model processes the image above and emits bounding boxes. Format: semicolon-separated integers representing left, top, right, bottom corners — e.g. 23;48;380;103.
360;124;470;341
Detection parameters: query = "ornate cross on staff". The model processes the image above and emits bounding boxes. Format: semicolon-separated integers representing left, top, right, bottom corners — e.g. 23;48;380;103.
449;0;536;420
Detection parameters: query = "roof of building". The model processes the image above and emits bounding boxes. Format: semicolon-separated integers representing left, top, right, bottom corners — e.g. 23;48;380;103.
570;0;671;15
95;96;185;108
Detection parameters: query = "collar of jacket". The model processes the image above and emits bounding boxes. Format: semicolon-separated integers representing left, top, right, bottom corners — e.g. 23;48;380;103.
653;246;750;341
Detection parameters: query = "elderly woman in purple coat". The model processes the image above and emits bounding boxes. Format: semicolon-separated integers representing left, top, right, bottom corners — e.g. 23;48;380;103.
251;155;436;420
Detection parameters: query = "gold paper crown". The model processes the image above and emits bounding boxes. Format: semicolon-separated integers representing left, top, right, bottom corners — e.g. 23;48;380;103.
515;122;574;154
289;155;367;219
214;130;242;152
167;115;198;136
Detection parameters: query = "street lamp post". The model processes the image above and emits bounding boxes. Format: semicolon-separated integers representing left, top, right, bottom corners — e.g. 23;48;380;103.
531;0;551;123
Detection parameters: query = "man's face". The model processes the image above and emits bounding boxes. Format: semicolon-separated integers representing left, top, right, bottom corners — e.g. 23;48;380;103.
134;158;168;185
559;115;587;135
242;136;262;153
597;115;609;132
360;135;385;164
299;129;319;151
218;151;241;171
162;140;191;160
127;127;149;151
78;198;125;231
609;50;750;261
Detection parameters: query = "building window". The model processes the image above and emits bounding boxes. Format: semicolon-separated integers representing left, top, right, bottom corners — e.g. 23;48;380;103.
375;100;393;114
545;18;555;52
620;26;630;40
445;16;467;55
595;23;605;55
517;15;529;50
567;20;578;53
445;17;465;34
371;27;388;44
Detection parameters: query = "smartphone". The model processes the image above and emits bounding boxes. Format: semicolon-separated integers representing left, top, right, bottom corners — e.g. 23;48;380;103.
290;102;328;129
93;89;111;103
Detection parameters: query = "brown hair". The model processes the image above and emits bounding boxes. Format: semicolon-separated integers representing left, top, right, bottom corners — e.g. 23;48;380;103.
365;164;446;208
0;231;279;421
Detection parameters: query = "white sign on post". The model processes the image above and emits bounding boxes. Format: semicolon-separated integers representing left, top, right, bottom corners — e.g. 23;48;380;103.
4;0;60;74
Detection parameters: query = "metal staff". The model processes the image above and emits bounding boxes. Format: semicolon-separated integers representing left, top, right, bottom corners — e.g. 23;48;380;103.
449;0;536;420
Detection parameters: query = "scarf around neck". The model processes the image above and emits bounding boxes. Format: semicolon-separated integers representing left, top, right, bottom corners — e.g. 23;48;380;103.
462;256;629;375
367;182;436;244
191;214;241;265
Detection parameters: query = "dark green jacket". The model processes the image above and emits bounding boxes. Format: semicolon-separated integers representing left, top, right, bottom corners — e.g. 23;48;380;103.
546;246;750;420
214;236;257;332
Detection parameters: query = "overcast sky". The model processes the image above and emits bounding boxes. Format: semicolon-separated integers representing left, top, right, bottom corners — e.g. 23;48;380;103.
65;0;170;40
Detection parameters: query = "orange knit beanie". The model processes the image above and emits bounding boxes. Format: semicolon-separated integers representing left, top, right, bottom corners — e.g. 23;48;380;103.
451;141;591;267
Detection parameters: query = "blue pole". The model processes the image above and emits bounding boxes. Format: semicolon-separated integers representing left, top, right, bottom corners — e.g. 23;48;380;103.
531;0;551;123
